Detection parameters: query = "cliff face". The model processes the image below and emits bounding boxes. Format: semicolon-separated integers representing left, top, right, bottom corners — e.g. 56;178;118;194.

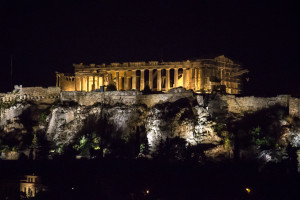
1;89;300;162
0;91;223;160
45;98;220;153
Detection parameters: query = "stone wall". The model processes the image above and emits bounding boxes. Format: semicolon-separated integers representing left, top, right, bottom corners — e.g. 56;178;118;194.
206;94;300;118
220;95;290;114
0;86;60;104
59;77;75;91
289;97;300;117
60;88;194;107
1;85;300;117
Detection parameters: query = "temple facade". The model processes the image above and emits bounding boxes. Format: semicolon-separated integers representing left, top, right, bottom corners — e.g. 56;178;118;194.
56;55;248;94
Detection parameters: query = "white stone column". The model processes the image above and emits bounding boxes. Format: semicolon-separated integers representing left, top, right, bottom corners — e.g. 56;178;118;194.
92;76;95;91
132;70;136;90
95;76;99;90
124;71;128;90
58;75;61;87
174;68;178;88
157;69;162;91
81;76;83;91
87;76;89;91
56;74;59;87
100;76;103;87
183;68;187;89
199;68;203;91
140;70;145;91
166;68;170;91
191;68;195;90
195;69;198;91
116;71;119;90
74;77;77;91
107;71;112;85
149;69;153;90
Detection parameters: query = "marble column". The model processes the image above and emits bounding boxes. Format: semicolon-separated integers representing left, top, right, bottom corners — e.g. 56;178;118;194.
56;75;58;87
166;69;170;91
149;69;153;90
191;68;195;90
116;71;119;90
96;76;99;90
92;76;95;91
81;76;83;91
108;71;112;85
87;76;89;91
58;75;61;87
124;71;128;90
74;76;77;91
174;68;178;88
100;76;103;86
195;69;198;91
183;68;187;88
140;70;145;91
132;70;136;90
157;69;162;91
199;68;204;91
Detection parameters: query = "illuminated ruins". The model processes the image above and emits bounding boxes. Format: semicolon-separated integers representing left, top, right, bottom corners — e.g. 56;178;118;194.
56;55;248;94
20;175;45;198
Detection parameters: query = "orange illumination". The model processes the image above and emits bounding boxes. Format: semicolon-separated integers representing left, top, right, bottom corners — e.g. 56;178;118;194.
245;188;251;194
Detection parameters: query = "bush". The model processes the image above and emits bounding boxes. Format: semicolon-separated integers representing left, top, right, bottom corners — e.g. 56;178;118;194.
250;126;275;150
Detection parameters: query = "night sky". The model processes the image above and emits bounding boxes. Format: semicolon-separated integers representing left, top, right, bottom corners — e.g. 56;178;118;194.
0;0;299;95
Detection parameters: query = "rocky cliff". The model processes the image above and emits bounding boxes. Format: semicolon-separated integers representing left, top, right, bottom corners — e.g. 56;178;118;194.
1;87;300;164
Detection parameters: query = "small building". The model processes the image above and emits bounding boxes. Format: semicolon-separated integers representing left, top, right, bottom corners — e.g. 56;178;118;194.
20;174;45;198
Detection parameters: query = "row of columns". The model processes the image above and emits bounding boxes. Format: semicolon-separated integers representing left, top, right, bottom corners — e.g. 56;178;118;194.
60;68;205;92
59;67;241;94
72;69;179;92
116;68;179;91
72;75;105;92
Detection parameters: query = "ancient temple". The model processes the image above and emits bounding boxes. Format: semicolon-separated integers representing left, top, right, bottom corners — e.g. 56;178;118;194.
56;55;248;94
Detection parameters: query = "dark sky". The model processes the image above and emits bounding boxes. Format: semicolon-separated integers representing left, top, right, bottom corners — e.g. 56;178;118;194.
0;0;299;95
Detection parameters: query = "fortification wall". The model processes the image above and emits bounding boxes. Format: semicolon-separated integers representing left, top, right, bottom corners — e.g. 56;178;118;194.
289;97;300;117
1;85;300;117
0;86;60;104
207;94;300;118
220;95;290;114
60;88;194;107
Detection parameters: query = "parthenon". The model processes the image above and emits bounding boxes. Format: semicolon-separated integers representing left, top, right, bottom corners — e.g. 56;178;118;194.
56;55;248;94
